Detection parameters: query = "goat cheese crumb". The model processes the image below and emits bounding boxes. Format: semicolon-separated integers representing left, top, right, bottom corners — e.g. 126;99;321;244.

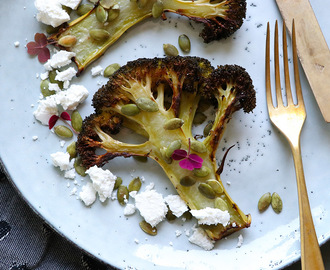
44;50;75;70
33;96;59;125
55;84;89;110
190;207;230;226
236;234;244;248
34;0;70;27
32;136;38;141
86;165;117;202
40;72;49;80
51;152;73;171
135;189;167;227
14;41;20;47
91;65;103;76
165;195;188;217
58;0;82;9
55;67;77;82
79;182;96;206
49;83;61;92
175;230;182;237
64;168;76;179
188;226;215;251
124;204;136;216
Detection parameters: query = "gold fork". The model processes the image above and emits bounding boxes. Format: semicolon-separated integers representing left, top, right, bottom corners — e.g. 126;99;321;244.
266;21;324;270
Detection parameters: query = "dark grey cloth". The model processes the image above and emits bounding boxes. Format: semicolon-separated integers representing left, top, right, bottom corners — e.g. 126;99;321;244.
0;166;115;270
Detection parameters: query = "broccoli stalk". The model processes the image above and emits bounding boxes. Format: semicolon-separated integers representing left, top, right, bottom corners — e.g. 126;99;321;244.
48;0;246;73
77;56;255;240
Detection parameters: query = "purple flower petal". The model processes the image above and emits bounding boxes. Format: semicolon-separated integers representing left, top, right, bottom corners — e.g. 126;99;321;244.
179;159;195;171
48;115;59;129
172;149;187;160
188;154;203;169
60;111;71;121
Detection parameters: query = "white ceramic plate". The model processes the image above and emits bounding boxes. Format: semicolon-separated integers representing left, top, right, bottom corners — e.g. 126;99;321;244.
1;0;330;269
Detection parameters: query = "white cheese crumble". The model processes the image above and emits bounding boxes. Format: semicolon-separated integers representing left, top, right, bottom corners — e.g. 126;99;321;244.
134;189;168;227
49;83;61;92
86;165;117;203
164;195;188;217
34;0;70;27
32;136;38;141
44;50;76;70
64;168;76;179
55;84;89;110
58;0;82;9
91;65;103;76
236;234;244;248
79;182;97;206
50;152;73;171
34;96;59;125
124;204;136;216
188;226;215;251
190;207;230;226
55;67;77;82
14;41;20;47
40;71;49;80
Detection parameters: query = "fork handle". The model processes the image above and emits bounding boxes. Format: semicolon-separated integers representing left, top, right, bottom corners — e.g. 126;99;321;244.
291;141;324;270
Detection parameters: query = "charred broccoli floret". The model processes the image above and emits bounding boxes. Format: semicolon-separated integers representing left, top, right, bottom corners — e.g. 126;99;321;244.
77;56;255;240
49;0;247;73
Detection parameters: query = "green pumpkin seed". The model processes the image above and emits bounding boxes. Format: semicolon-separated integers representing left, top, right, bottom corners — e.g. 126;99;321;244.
193;112;207;125
117;185;129;205
58;35;77;48
163;118;184;130
152;0;163;18
160;147;172;164
178;34;191;53
203;122;213;137
76;4;94;16
215;197;227;211
136;97;159;112
49;70;63;89
71;110;83;132
121;104;140;116
165;208;176;221
108;6;120;21
163;43;179;57
128;177;142;192
88;0;98;3
100;0;114;9
66;141;77;159
165;140;181;158
258;192;271;212
74;157;87;176
193;166;210;177
197;98;211;112
182;211;193;220
198;183;216;199
95;5;108;23
114;176;123;190
54;125;73;138
190;141;207;153
89;29;111;41
206;179;223;194
133;156;148;162
62;5;72;14
46;25;61;35
271;192;283;214
137;0;147;8
40;79;56;97
139;220;157;236
103;63;120;77
180;176;196;187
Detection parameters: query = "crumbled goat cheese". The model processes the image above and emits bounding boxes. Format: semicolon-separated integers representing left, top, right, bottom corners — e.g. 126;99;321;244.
70;187;78;196
55;67;77;82
32;136;38;141
175;230;182;237
190;207;230;226
236;234;244;248
165;195;188;217
49;83;61;92
40;72;49;80
135;189;168;227
58;0;82;9
91;65;103;76
14;41;20;47
145;182;155;191
51;152;73;171
86;165;117;203
60;140;66;147
64;168;76;179
44;50;75;70
129;191;137;198
34;0;70;27
188;226;215;251
79;182;97;206
124;204;136;216
33;96;59;125
55;84;89;110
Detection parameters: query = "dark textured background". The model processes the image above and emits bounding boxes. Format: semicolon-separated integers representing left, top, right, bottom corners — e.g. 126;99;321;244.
0;165;329;270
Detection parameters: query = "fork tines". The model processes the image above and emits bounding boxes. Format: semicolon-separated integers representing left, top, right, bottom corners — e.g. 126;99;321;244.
266;20;305;110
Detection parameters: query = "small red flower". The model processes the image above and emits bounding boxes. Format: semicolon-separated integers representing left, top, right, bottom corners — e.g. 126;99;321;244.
172;139;203;170
48;112;72;130
27;33;52;63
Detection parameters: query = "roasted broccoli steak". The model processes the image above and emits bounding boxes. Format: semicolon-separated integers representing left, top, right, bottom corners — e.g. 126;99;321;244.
77;56;255;240
49;0;247;73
